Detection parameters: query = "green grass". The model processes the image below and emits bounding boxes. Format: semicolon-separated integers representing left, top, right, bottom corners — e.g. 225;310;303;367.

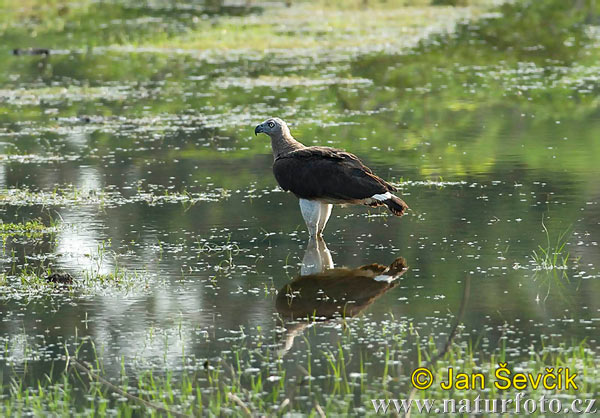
0;185;228;208
152;1;492;52
0;218;60;255
0;238;151;295
1;325;597;416
530;217;573;270
0;0;496;52
0;219;57;239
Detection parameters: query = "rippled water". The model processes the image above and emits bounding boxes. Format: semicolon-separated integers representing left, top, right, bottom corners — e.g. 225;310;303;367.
1;0;599;414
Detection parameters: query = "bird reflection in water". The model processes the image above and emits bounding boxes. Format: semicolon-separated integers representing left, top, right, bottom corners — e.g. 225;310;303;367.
275;237;408;355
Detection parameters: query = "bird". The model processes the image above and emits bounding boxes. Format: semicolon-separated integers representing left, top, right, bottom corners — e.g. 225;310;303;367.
276;256;408;320
254;117;408;236
300;236;333;276
273;242;407;355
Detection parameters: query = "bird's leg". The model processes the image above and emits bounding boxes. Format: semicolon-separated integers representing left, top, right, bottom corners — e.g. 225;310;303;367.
301;236;334;275
315;235;333;269
299;198;321;237
317;203;332;235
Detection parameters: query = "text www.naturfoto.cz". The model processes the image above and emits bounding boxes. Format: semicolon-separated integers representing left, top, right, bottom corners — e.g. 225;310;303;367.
371;395;597;414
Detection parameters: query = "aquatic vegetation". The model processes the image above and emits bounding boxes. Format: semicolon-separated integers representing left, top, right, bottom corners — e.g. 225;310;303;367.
0;0;494;54
0;185;229;207
530;217;573;271
0;271;71;300
0;323;597;415
0;219;58;239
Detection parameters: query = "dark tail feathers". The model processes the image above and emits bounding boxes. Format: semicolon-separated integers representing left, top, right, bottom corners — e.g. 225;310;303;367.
384;257;408;276
383;196;408;216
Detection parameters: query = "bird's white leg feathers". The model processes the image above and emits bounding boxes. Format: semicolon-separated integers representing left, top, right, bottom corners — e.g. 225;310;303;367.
299;199;332;236
299;199;320;236
317;202;332;235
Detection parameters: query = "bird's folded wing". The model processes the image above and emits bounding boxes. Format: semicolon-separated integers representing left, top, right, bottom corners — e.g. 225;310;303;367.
273;147;394;200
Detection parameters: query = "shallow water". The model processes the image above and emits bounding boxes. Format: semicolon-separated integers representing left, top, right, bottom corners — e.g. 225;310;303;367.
1;0;599;414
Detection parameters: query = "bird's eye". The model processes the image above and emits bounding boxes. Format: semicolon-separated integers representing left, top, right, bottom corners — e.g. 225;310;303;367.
268;122;275;128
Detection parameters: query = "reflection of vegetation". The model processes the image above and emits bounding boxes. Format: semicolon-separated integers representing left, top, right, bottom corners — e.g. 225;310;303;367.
532;269;572;304
2;1;599;183
346;0;600;177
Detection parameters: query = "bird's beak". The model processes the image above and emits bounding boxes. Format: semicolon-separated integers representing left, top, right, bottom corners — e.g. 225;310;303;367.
254;124;263;136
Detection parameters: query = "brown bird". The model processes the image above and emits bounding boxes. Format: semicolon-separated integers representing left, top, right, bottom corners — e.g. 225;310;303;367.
274;248;408;355
255;117;408;236
276;256;408;320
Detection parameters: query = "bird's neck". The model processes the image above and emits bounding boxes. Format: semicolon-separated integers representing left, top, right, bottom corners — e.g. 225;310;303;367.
271;133;305;159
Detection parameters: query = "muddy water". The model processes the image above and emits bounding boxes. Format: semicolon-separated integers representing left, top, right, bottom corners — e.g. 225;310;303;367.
1;0;599;412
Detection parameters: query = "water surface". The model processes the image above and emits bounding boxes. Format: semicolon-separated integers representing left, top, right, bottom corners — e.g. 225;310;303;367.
1;0;599;414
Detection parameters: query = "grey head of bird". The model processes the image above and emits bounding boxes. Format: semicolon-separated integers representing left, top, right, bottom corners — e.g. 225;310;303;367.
254;117;290;138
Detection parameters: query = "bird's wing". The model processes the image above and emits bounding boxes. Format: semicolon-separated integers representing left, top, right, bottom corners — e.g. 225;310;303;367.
273;147;396;201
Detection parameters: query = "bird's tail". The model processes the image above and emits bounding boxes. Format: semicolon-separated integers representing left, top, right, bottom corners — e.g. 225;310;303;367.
383;257;408;276
383;195;408;216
